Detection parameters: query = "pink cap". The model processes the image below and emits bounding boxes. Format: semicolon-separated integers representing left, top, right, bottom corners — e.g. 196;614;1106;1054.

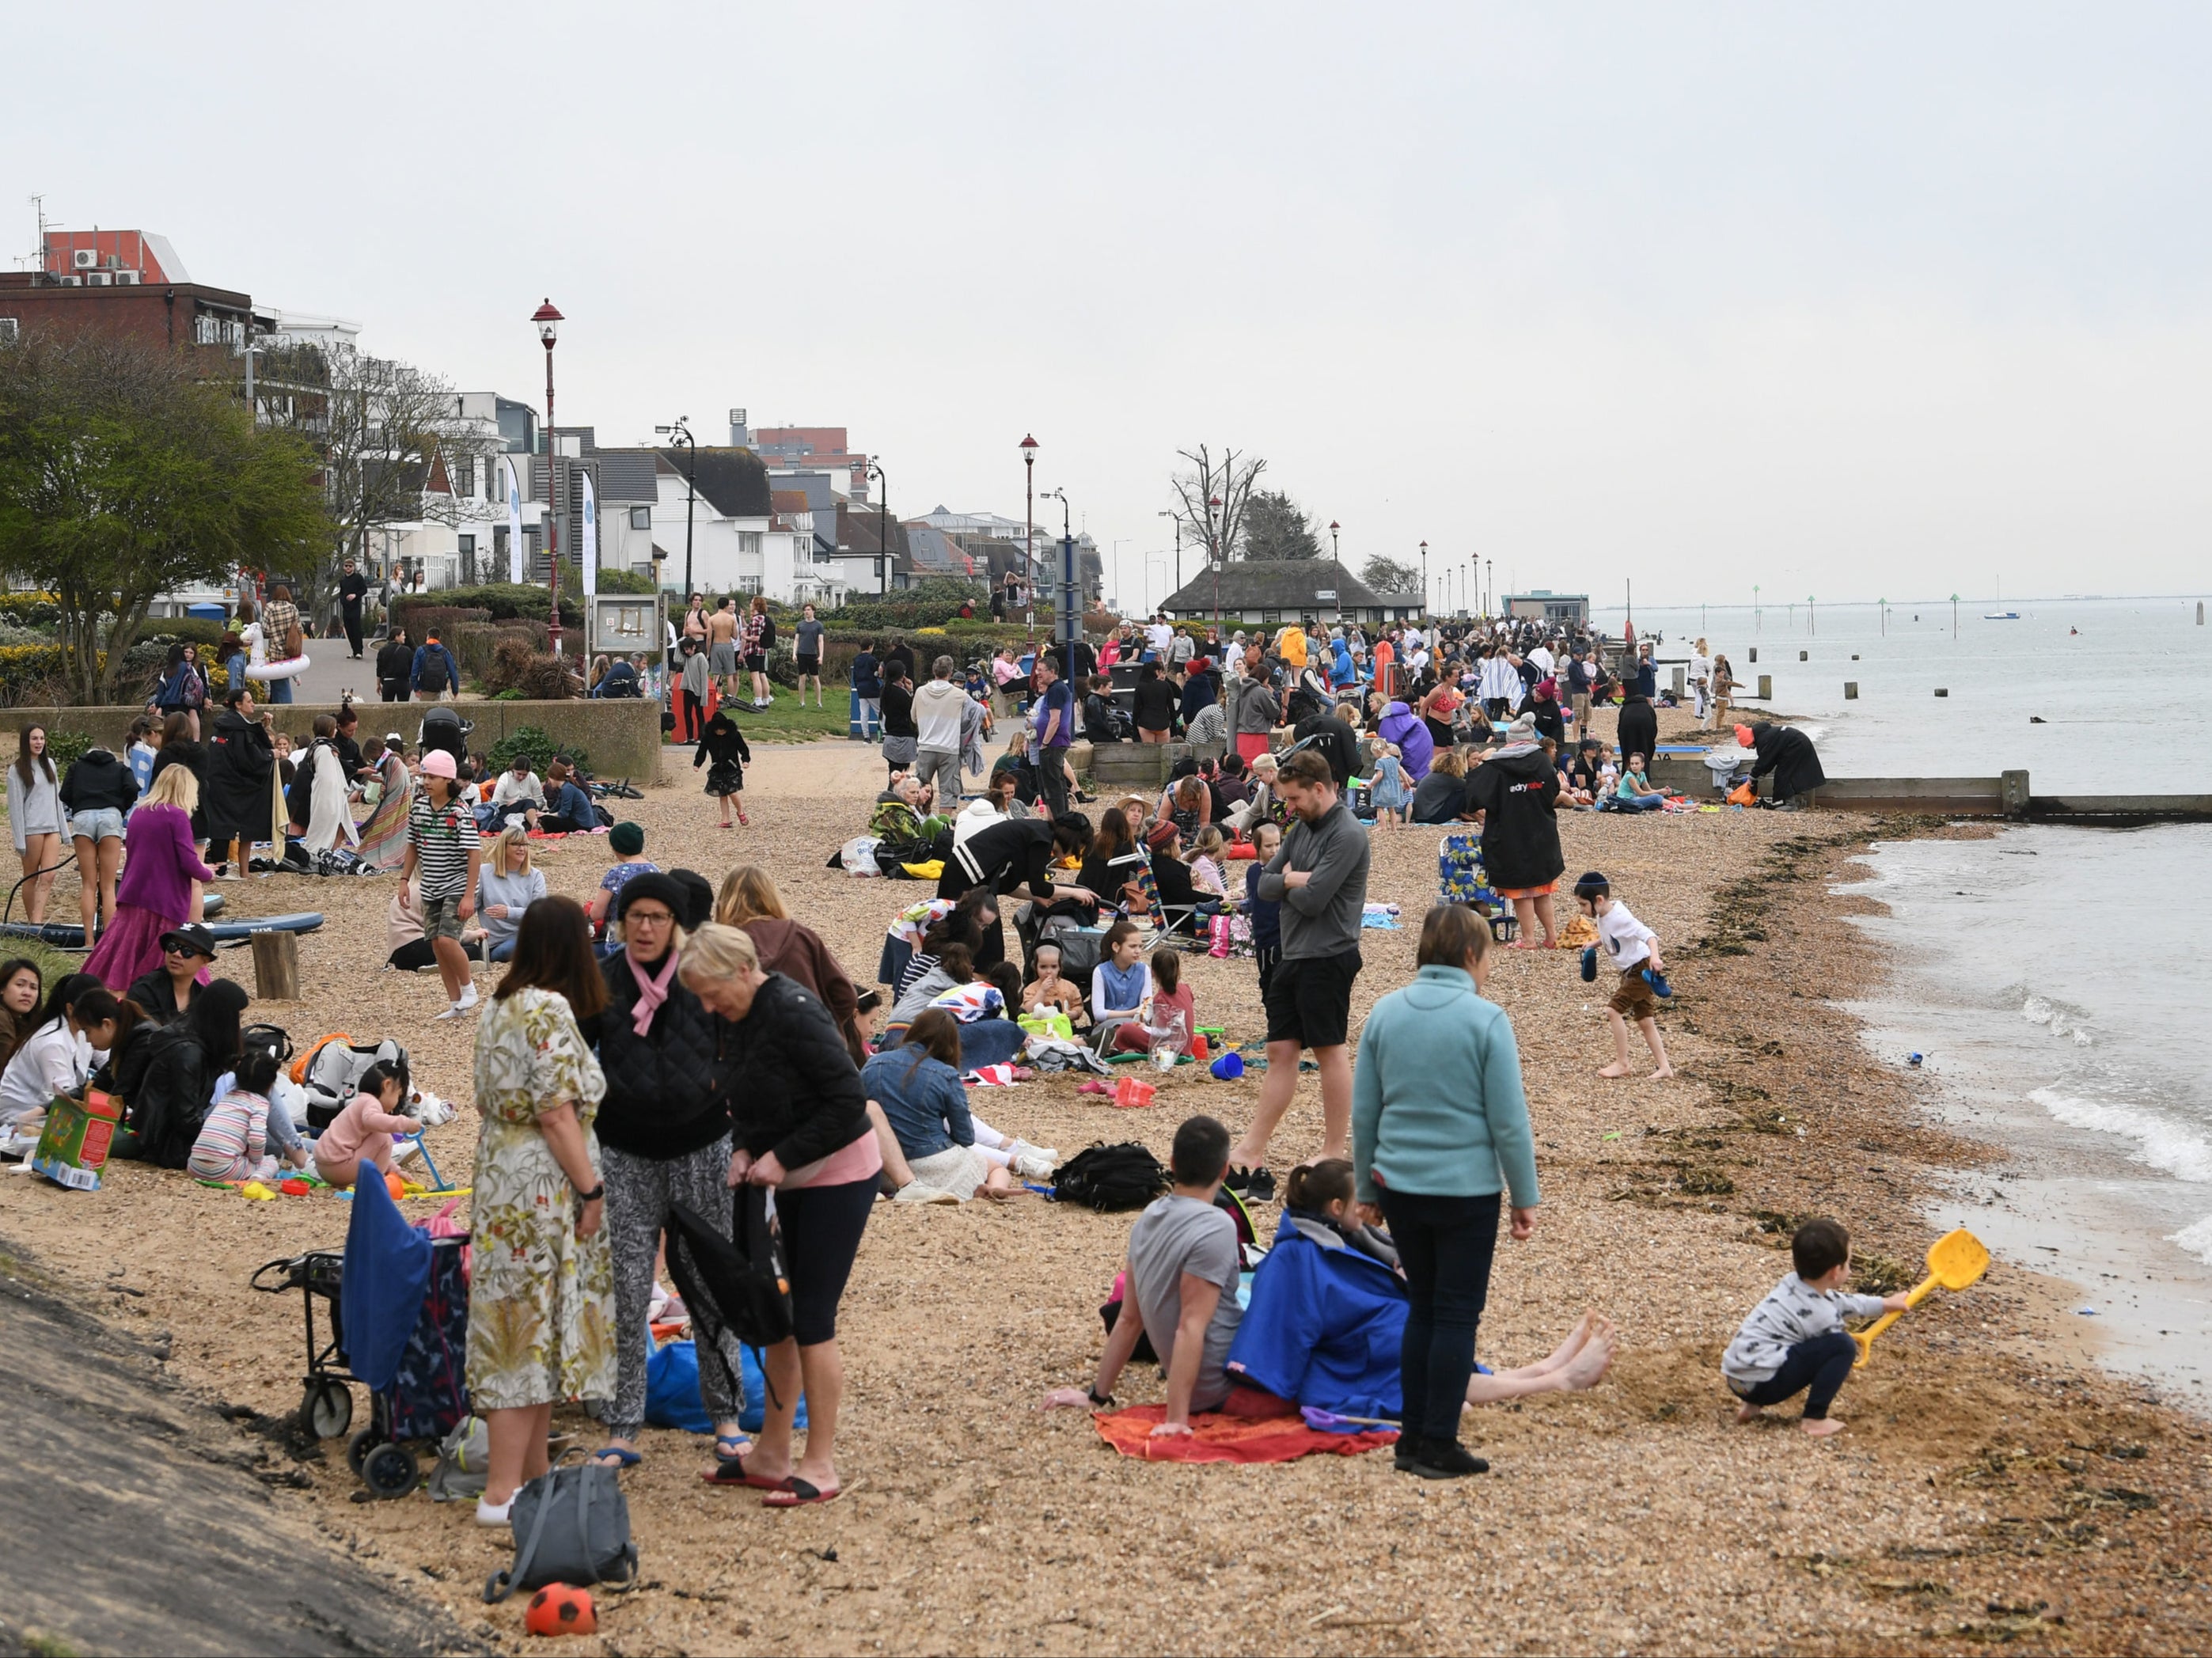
419;749;457;779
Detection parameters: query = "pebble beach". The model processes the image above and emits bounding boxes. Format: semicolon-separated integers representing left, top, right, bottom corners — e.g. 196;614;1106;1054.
3;708;2209;1656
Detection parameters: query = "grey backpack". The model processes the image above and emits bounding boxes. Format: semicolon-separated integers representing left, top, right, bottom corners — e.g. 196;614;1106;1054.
426;1415;489;1504
483;1455;638;1603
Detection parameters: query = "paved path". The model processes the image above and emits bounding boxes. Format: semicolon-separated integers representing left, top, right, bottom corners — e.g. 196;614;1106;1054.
0;1238;477;1657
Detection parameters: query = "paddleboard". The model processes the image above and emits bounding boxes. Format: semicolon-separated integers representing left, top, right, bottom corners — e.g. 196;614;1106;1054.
0;911;321;950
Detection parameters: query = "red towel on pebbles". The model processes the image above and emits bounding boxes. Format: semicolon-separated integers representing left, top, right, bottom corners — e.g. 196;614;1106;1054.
1092;1391;1397;1463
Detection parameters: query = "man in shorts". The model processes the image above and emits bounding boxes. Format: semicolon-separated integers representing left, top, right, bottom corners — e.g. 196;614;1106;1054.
794;602;826;708
707;597;741;700
1227;748;1370;1195
401;748;483;1020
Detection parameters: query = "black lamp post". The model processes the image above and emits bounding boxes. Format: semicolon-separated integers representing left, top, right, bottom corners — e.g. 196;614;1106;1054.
869;462;888;595
1207;494;1223;622
654;417;696;606
1329;520;1340;561
1019;434;1038;636
533;298;564;654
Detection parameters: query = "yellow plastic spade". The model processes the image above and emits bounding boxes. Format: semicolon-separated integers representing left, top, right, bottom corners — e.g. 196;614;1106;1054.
1852;1227;1989;1368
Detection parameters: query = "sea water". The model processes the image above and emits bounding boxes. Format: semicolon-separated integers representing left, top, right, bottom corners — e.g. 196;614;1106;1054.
1595;594;2212;794
1834;826;2212;1398
1584;595;2212;1397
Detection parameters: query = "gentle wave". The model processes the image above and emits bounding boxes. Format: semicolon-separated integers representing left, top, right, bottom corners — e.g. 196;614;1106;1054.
2169;1216;2212;1266
2020;992;2095;1046
2031;1087;2212;1184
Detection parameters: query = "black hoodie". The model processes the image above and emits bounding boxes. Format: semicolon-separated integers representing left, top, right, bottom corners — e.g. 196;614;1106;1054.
1462;743;1564;890
59;748;139;815
1750;723;1827;800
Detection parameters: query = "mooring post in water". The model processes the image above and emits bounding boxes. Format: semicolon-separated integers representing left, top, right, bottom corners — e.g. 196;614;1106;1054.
2199;601;2205;625
2001;770;2031;820
1844;682;1858;700
1758;674;1773;698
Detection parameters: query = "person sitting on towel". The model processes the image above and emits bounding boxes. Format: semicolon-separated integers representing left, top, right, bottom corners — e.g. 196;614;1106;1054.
1040;1115;1245;1434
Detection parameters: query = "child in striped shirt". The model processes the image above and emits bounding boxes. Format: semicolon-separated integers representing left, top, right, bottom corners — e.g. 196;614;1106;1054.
187;1048;309;1183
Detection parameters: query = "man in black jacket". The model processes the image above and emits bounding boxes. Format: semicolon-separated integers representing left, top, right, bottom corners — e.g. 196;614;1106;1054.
376;628;413;703
588;872;743;1469
205;688;275;875
1743;722;1827;806
1290;706;1360;788
338;557;368;658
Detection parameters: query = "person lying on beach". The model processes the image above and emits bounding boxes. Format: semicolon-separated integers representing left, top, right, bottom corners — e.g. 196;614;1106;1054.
1723;1218;1907;1438
861;1011;1057;1202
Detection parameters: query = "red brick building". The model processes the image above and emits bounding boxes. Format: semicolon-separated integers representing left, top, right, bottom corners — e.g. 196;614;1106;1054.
0;230;252;350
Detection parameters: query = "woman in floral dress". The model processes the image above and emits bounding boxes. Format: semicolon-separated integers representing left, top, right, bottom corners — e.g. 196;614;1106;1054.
466;893;616;1525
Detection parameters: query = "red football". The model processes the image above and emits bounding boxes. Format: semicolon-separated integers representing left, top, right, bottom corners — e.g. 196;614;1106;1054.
524;1584;597;1637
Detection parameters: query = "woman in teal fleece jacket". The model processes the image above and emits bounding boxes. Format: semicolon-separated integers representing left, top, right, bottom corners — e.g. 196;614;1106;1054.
1351;902;1539;1477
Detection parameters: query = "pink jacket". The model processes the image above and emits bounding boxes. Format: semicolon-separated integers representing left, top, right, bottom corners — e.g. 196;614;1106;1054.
315;1093;415;1174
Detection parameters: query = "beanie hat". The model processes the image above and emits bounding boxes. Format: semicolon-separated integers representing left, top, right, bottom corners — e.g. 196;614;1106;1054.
609;821;645;857
1734;724;1755;748
419;749;457;779
613;871;688;924
667;869;715;931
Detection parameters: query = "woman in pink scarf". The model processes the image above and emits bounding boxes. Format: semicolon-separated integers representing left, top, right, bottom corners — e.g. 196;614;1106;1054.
583;873;749;1472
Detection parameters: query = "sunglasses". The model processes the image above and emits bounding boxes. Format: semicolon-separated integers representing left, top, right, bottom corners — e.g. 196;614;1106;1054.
164;943;211;959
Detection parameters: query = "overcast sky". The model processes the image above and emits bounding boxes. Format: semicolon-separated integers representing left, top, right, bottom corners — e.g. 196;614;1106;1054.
12;2;2209;612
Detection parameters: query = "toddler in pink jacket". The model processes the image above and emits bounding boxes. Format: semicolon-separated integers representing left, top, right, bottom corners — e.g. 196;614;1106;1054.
312;1060;417;1189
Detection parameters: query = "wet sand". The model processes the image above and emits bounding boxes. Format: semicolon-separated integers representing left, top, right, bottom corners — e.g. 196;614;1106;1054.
2;715;2208;1655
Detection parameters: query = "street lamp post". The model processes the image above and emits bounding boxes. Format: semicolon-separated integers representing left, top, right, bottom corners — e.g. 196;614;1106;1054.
1159;510;1181;599
869;462;889;596
1419;541;1429;620
654;417;696;605
1329;520;1340;561
533;298;564;654
1207;495;1224;623
1485;557;1493;616
1020;434;1038;636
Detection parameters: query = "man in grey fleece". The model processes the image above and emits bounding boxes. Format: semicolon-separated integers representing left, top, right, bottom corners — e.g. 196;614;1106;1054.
1226;747;1371;1194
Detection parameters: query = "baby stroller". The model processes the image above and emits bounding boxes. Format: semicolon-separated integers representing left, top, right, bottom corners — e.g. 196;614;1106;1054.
251;1174;469;1499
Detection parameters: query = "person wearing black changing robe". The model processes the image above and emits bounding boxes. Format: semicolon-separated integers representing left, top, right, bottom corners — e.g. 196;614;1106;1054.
937;812;1095;969
1740;722;1826;806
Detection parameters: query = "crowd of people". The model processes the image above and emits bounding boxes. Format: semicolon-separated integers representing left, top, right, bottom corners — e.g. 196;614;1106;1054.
0;599;1877;1553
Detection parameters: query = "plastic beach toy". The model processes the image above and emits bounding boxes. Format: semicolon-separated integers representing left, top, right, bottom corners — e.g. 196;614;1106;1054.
240;1181;277;1201
1113;1076;1156;1110
1209;1052;1245;1080
1853;1228;1990;1368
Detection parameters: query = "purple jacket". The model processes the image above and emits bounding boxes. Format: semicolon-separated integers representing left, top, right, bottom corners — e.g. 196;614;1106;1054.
115;802;216;920
1377;702;1434;782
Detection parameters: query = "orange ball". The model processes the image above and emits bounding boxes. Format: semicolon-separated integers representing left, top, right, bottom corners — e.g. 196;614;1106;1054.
385;1170;407;1200
524;1584;596;1637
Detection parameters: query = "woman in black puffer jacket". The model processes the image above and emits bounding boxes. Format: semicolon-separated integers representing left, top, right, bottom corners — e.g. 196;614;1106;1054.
114;979;247;1169
679;922;874;1504
584;873;742;1469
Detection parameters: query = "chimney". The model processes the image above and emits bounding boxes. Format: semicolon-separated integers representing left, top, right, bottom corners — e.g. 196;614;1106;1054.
728;406;749;448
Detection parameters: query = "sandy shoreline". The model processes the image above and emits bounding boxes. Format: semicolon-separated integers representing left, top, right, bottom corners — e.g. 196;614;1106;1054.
2;719;2209;1655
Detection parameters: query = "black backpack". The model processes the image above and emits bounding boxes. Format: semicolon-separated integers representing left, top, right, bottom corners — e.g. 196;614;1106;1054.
1049;1142;1170;1212
416;647;450;694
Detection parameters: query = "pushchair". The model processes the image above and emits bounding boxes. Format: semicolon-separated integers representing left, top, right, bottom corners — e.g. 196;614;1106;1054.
251;1176;469;1499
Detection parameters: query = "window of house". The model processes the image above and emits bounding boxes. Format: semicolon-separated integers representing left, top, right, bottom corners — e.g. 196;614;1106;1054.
1262;610;1282;624
458;533;476;585
629;506;651;530
739;531;764;557
0;319;18;344
453;458;475;496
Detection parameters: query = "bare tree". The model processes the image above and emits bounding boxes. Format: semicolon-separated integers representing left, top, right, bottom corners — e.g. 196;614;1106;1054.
1167;446;1265;578
244;345;494;617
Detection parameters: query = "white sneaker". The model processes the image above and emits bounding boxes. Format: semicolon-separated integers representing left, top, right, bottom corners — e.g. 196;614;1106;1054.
1009;1138;1057;1167
434;1003;466;1021
395;1138;423;1166
1011;1151;1056;1181
476;1496;514;1527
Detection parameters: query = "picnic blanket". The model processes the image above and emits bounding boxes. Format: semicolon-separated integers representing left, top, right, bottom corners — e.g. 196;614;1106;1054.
1092;1400;1397;1463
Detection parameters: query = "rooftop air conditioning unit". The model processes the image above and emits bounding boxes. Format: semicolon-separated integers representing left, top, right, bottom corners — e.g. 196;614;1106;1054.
112;270;140;285
56;274;82;286
85;271;112;286
72;249;98;270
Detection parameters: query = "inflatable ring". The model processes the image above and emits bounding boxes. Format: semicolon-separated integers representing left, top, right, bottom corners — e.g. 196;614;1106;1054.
249;654;312;681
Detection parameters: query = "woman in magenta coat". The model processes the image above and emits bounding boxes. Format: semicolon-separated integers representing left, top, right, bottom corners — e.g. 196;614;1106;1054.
85;764;216;995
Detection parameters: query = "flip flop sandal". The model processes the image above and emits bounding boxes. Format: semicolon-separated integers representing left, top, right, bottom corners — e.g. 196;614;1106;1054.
700;1453;787;1491
762;1477;841;1508
589;1446;641;1468
714;1434;755;1463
